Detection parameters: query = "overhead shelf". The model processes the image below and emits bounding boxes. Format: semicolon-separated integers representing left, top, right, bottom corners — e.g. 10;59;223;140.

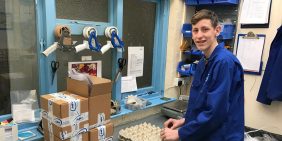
185;0;239;6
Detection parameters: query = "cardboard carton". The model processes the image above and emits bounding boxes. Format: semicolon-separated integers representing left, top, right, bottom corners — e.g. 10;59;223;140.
40;92;88;119
42;117;89;140
67;77;112;97
88;94;111;128
44;130;89;141
89;123;114;141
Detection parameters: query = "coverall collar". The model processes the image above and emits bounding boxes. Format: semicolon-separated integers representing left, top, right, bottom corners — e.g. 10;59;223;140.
206;42;225;62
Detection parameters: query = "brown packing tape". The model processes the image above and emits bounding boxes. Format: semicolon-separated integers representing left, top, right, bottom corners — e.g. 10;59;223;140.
54;25;71;38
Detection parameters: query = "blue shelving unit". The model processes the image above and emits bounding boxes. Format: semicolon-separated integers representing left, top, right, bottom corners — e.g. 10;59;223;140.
198;0;213;5
219;24;235;39
213;0;238;4
182;23;192;37
185;0;239;5
185;0;198;6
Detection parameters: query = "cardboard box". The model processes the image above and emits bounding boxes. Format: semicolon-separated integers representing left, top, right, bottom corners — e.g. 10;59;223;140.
42;117;89;140
44;130;89;141
89;94;111;128
67;77;112;97
89;123;114;141
40;92;88;119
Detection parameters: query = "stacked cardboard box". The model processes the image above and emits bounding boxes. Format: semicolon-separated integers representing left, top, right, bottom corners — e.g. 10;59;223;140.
43;131;89;141
67;76;114;140
41;92;89;141
89;123;113;141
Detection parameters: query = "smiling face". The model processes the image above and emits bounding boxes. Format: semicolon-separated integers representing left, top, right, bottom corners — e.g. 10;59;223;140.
192;19;221;57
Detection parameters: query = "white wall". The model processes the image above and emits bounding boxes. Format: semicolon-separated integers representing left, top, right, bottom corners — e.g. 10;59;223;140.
164;0;194;98
235;0;282;135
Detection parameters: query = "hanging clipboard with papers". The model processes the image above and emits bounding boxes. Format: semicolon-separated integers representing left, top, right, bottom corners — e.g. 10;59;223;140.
239;0;272;28
236;32;265;75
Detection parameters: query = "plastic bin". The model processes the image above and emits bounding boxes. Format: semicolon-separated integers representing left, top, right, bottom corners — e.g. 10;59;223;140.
213;0;238;4
185;0;198;6
219;24;235;39
182;24;192;38
198;0;213;5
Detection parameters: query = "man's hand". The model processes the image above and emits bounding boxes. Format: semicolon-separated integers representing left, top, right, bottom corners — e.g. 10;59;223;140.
160;128;179;141
163;118;185;129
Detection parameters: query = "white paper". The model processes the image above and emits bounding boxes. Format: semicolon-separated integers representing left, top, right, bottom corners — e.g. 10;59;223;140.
240;0;271;24
12;104;35;123
127;47;144;77
121;76;137;93
236;36;265;72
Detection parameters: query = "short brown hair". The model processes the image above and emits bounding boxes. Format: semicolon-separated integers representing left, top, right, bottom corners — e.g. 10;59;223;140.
191;9;219;28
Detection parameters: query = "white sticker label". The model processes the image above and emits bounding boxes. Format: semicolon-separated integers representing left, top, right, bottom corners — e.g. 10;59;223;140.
97;126;106;140
97;113;106;126
42;110;88;128
105;136;113;141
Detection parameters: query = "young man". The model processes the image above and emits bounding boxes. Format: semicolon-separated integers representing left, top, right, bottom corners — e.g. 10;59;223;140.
161;9;244;141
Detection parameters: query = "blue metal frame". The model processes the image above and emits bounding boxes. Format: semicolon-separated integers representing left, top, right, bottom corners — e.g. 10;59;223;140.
111;0;123;101
41;0;57;94
40;0;113;94
118;0;170;99
34;0;45;97
110;0;172;118
38;0;170;103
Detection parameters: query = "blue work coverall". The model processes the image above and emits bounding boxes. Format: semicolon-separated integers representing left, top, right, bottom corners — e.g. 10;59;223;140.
257;26;282;105
178;43;245;141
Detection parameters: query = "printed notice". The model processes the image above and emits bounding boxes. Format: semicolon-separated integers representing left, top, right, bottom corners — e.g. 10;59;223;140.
127;47;144;77
239;0;271;24
121;76;137;93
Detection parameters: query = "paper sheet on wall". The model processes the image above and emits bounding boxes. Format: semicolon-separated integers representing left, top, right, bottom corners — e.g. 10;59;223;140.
121;76;137;93
239;0;271;24
127;47;144;77
236;36;265;72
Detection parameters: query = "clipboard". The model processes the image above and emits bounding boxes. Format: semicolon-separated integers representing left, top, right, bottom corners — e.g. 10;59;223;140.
236;32;265;75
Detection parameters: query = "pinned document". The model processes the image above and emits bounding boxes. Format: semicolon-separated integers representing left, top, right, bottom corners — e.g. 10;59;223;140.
127;47;144;77
121;76;137;93
240;0;271;25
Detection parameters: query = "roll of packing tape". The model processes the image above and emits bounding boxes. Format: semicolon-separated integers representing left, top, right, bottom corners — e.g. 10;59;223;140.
105;26;118;38
54;25;71;38
83;26;97;39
